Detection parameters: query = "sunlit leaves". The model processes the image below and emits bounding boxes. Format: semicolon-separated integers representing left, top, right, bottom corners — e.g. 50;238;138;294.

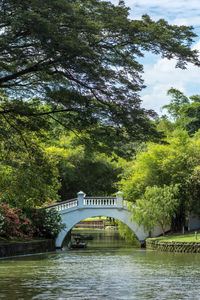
132;185;179;234
119;130;200;230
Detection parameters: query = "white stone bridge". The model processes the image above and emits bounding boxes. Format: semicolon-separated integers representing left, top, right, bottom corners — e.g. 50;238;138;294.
45;191;163;248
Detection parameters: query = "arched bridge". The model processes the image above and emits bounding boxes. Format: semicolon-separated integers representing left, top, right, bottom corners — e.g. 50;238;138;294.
45;191;163;248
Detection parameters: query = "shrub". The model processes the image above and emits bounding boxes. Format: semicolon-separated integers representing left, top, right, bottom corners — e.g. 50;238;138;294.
0;203;34;239
29;208;66;239
0;203;65;240
13;207;34;238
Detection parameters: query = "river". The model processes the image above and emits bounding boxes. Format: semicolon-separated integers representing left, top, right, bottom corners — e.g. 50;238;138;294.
0;230;200;299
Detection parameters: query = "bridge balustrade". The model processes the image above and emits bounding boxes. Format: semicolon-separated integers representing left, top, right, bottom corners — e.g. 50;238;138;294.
44;191;129;212
84;197;116;206
56;199;78;211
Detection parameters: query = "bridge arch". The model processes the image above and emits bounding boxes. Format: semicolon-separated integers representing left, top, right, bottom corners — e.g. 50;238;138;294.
51;192;149;248
56;207;148;248
44;191;164;248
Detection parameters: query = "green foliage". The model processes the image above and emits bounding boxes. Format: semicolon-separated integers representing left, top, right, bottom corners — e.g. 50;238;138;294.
117;221;140;246
0;144;60;208
163;88;189;121
179;102;200;134
119;130;200;231
161;88;200;135
156;115;176;136
29;208;66;239
0;0;199;143
0;0;199;227
132;185;179;234
46;133;126;199
0;94;61;208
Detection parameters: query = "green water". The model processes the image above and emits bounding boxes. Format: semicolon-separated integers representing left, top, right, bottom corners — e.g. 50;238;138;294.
71;229;138;249
0;230;200;299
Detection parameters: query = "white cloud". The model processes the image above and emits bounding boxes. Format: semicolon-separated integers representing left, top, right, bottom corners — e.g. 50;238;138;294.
142;83;186;113
193;40;200;51
143;58;200;86
141;40;200;113
112;0;200;26
110;0;200;113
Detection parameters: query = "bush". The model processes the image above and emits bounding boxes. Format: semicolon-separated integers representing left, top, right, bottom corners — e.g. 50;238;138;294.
0;203;34;239
0;203;65;240
29;208;66;239
13;207;34;238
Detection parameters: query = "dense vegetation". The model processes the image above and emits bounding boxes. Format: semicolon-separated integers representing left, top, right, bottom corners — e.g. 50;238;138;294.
0;0;200;240
119;89;200;234
119;129;200;233
0;203;65;240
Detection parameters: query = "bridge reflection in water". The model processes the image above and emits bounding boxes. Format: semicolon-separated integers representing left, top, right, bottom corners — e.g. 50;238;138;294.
44;191;163;248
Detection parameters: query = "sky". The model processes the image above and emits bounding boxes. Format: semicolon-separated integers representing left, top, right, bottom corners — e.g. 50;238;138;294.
111;0;200;114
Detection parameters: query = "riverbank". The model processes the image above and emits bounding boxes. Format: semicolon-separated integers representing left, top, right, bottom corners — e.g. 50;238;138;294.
0;238;55;258
146;233;200;253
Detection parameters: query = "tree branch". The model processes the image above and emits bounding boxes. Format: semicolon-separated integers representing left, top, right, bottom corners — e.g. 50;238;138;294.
0;64;39;86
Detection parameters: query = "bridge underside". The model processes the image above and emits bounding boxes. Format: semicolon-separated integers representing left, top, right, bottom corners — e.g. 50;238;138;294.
56;207;149;248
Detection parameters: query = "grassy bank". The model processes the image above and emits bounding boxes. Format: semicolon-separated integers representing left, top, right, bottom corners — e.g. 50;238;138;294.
149;232;200;243
146;232;200;253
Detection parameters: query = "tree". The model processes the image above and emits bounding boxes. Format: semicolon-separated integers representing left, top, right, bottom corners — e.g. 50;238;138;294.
0;0;199;143
163;88;189;121
179;101;200;134
156;115;176;136
163;88;200;135
46;133;125;199
0;137;60;208
117;221;140;246
132;185;179;235
119;130;200;231
0;94;60;208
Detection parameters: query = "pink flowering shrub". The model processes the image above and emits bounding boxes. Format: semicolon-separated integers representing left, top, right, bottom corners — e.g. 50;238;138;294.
0;203;65;240
13;207;34;238
0;203;34;239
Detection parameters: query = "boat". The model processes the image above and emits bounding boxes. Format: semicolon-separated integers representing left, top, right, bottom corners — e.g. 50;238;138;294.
71;238;87;249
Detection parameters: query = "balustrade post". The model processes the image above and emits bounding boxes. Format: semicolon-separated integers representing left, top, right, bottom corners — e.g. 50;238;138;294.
116;191;123;208
77;191;85;208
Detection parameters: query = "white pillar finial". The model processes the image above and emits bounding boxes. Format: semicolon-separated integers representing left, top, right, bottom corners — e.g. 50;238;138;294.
116;191;123;208
77;191;85;207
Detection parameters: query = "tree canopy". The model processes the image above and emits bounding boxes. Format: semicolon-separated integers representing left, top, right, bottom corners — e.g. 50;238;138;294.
1;0;200;220
0;0;199;142
132;184;179;235
119;130;200;231
162;88;200;135
46;132;125;200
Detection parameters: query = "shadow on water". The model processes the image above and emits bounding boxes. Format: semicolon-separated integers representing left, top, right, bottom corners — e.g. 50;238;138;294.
66;229;139;251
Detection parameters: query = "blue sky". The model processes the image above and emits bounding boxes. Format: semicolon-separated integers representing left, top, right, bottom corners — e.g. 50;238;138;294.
111;0;200;114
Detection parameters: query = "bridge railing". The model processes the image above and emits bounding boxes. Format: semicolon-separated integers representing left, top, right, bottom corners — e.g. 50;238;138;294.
44;198;78;211
84;197;117;206
44;191;129;212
